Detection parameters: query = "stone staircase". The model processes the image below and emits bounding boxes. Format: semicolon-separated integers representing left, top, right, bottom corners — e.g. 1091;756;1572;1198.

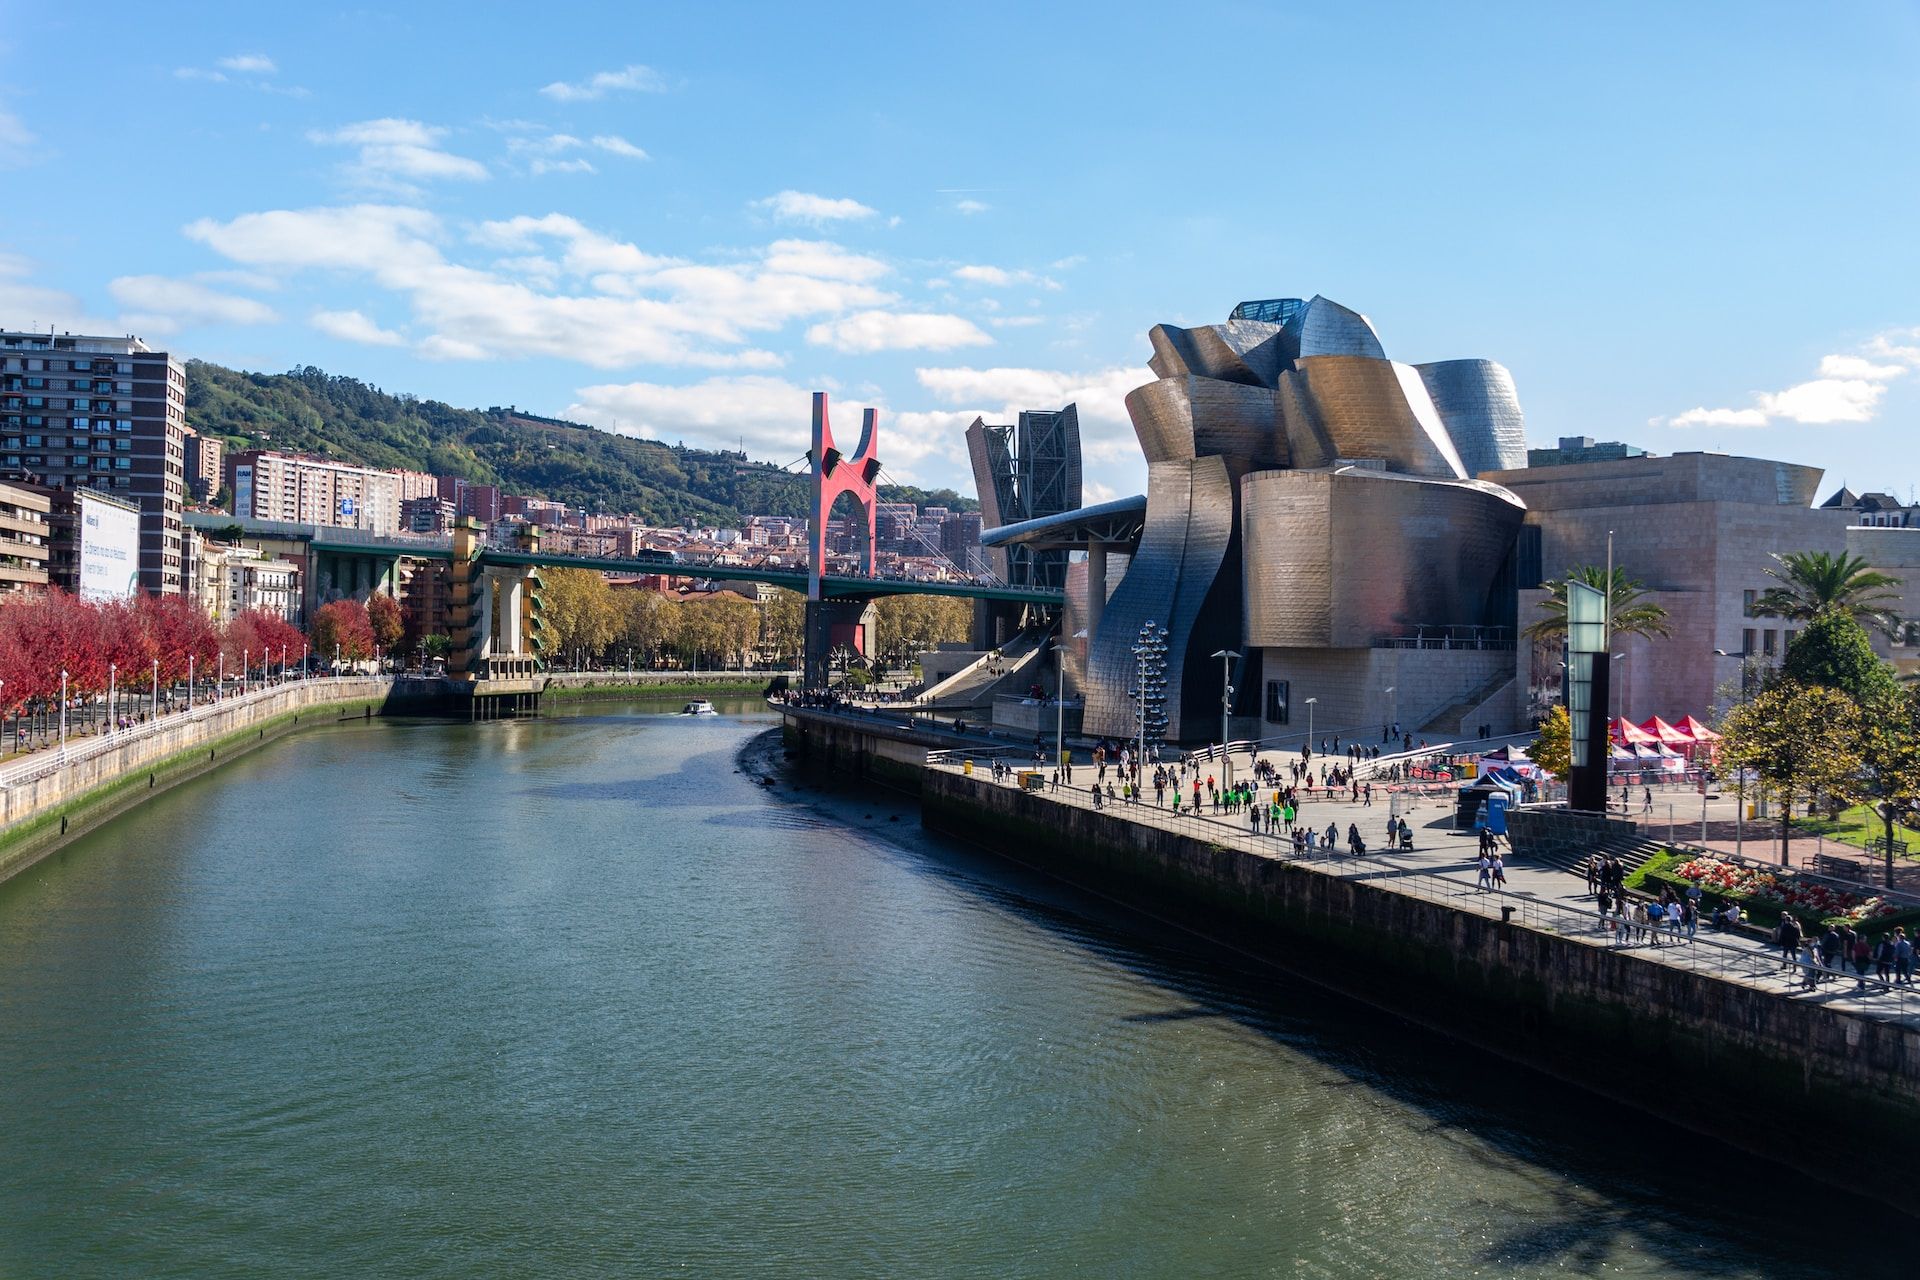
1506;806;1669;877
1420;672;1516;737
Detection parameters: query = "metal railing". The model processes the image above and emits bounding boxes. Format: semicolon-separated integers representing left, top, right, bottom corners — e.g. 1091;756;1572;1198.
923;755;1920;1027
0;676;386;791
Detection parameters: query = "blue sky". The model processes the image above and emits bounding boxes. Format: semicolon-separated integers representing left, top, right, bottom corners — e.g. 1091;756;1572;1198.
3;1;1919;503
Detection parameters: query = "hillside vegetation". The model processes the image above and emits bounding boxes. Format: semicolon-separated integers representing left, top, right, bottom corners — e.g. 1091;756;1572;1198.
185;362;975;526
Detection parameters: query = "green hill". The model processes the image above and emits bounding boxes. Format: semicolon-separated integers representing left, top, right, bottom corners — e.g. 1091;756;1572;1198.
185;361;976;526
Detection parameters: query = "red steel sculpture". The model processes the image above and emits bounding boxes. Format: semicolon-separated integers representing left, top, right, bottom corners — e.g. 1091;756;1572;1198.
807;391;880;601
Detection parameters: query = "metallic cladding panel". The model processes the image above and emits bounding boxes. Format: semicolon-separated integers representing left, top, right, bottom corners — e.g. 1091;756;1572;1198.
1290;296;1388;359
1392;361;1470;479
964;417;1011;578
1147;321;1291;387
1416;359;1528;476
1125;377;1287;466
1241;469;1525;648
1083;456;1241;740
1284;356;1467;478
1147;325;1204;381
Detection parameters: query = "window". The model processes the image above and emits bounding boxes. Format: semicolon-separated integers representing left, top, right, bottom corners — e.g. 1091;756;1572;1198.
23;377;43;389
115;362;131;375
23;435;40;447
1784;629;1796;651
1763;629;1777;657
1742;589;1757;617
114;458;131;470
72;454;89;467
115;419;132;432
1742;627;1757;656
1265;679;1290;724
48;360;65;372
71;417;87;432
114;438;130;451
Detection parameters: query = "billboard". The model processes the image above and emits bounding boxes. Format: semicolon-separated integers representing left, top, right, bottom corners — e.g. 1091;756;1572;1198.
77;491;141;601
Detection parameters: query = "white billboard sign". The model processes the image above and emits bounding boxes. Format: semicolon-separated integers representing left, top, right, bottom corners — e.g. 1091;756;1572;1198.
77;491;141;601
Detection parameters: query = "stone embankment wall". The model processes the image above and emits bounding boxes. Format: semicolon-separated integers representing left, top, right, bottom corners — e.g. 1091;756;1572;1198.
752;702;1920;1212
0;678;390;885
917;766;1920;1213
542;670;797;700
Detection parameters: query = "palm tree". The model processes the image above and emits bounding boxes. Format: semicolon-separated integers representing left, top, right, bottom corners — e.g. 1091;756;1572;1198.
1523;565;1672;643
1752;550;1904;637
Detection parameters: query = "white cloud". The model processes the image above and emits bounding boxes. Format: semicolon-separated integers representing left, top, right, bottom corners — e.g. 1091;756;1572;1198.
539;64;666;101
0;105;34;166
417;334;489;361
1666;406;1770;429
591;135;649;160
189;204;898;370
914;364;1149;462
1664;327;1920;428
175;55;305;96
1050;255;1086;271
309;118;488;186
531;158;595;175
565;376;961;479
761;239;888;283
752;190;877;224
1758;378;1886;424
954;199;989;215
988;315;1045;328
806;311;992;354
0;256;114;332
1818;354;1906;381
107;274;278;332
953;263;1059;290
311;308;406;346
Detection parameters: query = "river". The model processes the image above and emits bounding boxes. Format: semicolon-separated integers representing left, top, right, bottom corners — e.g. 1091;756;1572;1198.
0;699;1896;1277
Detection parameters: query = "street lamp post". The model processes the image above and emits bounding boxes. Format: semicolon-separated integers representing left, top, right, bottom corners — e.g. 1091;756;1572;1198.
1305;697;1317;754
218;652;224;702
59;669;67;761
242;648;249;697
1385;686;1397;740
188;655;194;709
1211;648;1241;787
151;658;158;722
108;663;116;736
1713;648;1753;857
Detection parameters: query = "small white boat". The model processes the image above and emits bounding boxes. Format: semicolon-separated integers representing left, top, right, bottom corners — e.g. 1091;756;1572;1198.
681;699;718;716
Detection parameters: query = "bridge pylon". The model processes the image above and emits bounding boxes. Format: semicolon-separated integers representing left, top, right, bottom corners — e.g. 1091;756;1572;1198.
805;391;881;687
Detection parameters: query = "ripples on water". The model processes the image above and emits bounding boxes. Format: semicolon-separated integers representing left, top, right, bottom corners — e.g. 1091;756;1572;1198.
0;699;1899;1278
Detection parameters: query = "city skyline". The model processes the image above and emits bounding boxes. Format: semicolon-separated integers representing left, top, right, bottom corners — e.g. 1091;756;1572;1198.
3;3;1919;502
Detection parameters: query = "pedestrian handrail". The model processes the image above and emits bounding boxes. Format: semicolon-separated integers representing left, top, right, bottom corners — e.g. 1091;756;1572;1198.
0;676;387;791
922;754;1920;1028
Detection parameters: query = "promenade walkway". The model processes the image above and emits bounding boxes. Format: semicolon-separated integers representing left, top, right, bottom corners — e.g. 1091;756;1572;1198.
926;748;1920;1029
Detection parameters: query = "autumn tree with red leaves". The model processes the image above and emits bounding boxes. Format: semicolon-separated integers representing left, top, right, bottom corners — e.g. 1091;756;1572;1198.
309;598;375;665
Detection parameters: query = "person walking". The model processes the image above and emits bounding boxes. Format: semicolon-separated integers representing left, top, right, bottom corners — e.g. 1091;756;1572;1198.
1777;914;1802;975
1897;928;1914;985
1875;933;1896;985
1477;851;1493;892
1491;852;1508;890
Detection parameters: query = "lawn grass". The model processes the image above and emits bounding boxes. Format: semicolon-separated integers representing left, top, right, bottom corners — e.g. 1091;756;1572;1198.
1793;803;1920;855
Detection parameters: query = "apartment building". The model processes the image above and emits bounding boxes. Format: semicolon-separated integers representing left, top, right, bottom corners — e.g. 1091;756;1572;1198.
183;427;225;503
0;330;189;593
227;450;401;534
0;479;50;593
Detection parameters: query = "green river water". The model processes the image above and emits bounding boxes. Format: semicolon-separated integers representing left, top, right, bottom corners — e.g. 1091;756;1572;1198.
0;699;1898;1277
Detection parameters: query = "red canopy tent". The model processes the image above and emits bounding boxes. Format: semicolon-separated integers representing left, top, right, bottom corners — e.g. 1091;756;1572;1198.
1638;716;1695;746
1610;717;1657;744
1676;714;1720;742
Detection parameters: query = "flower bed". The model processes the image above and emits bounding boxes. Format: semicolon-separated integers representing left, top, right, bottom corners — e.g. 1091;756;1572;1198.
1632;851;1920;935
1671;856;1902;924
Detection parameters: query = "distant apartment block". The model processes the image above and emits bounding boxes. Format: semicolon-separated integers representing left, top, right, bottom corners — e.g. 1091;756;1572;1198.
0;330;189;593
0;479;50;593
437;476;503;524
183;427;225;502
227;450;400;534
393;469;439;503
401;494;457;534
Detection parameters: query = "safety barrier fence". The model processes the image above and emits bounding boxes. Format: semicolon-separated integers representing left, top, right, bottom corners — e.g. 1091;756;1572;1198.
0;677;388;792
925;755;1920;1028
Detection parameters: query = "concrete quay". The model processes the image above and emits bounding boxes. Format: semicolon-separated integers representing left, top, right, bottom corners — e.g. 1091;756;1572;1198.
0;676;393;885
780;702;1920;1214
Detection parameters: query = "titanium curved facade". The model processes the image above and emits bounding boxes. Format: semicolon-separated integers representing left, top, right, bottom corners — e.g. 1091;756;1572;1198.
1241;468;1526;648
1083;457;1242;738
1071;292;1534;742
1416;359;1528;477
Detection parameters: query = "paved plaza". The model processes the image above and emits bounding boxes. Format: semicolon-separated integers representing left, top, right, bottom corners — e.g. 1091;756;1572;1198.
923;737;1920;1028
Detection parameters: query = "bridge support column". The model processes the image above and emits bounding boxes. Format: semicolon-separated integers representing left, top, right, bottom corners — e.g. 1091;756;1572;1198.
804;597;877;689
1085;542;1108;643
